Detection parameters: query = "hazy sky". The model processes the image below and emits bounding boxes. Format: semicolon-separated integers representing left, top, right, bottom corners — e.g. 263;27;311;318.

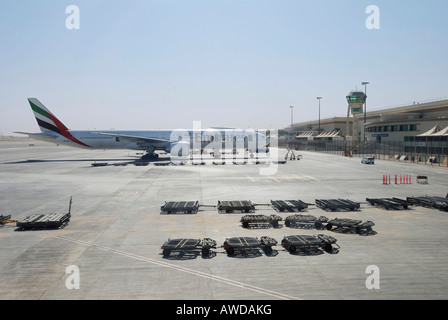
1;0;447;135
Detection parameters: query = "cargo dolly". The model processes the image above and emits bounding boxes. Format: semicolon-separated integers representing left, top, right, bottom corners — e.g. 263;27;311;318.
271;200;309;212
281;234;339;254
315;199;360;211
223;236;277;256
218;200;256;214
284;214;329;229
161;238;217;258
241;214;282;228
16;197;72;230
0;215;18;227
160;201;200;214
326;218;375;234
0;215;11;224
17;212;71;230
406;195;448;212
366;197;409;210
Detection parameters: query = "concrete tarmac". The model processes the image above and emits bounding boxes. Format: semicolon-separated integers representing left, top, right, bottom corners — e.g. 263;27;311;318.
1;140;447;300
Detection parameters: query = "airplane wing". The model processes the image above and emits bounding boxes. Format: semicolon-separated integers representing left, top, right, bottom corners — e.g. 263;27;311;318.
93;132;174;149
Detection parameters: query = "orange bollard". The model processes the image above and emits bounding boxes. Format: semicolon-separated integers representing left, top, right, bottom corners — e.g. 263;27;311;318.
395;174;397;184
389;175;391;184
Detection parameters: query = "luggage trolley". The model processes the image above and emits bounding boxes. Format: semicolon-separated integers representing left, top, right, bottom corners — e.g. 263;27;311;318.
160;201;200;214
240;214;282;228
326;218;375;234
366;198;409;210
270;200;309;212
281;234;339;254
284;214;329;229
223;236;277;256
315;199;360;211
217;200;256;214
16;197;72;230
161;238;217;257
406;195;448;212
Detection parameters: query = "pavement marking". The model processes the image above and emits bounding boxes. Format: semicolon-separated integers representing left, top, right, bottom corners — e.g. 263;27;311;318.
57;235;300;300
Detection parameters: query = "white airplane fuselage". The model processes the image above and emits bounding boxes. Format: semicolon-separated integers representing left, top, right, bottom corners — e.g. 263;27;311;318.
17;98;269;157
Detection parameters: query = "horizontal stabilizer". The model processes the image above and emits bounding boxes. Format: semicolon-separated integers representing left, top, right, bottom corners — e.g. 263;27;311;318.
14;131;57;139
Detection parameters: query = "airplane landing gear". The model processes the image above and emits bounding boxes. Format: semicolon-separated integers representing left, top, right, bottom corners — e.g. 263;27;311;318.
141;153;159;160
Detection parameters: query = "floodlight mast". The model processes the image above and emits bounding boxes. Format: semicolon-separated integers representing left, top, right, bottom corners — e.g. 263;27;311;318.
317;97;322;132
361;82;369;141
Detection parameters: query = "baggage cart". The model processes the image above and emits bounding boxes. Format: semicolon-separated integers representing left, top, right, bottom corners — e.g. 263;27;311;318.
161;238;217;257
281;234;339;254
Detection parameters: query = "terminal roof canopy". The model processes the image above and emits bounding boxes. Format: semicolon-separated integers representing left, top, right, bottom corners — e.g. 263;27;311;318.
315;130;341;138
433;126;448;136
417;125;444;136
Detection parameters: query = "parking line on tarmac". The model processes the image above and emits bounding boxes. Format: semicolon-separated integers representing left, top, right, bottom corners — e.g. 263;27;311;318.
57;235;300;300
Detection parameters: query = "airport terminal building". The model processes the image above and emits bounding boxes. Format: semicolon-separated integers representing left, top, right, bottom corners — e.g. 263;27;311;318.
286;97;448;164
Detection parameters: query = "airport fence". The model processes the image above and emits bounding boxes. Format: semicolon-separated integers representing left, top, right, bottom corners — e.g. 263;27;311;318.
280;139;448;167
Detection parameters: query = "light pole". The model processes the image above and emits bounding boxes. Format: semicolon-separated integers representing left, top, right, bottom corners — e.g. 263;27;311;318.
316;97;322;133
361;82;369;141
290;106;294;127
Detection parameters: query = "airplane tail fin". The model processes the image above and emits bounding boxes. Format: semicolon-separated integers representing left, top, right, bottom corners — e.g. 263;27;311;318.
26;98;91;148
28;98;70;134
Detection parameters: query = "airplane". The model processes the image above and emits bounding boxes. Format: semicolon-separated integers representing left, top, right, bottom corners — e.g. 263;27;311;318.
15;98;270;160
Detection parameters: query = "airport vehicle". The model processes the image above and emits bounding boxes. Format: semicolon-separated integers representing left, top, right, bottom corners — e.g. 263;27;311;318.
315;199;360;211
366;197;409;210
240;214;282;228
16;98;270;160
281;234;338;254
0;215;13;225
406;195;448;212
218;200;256;214
160;201;200;214
326;218;375;234
16;197;72;230
271;200;309;212
361;157;375;164
161;238;217;257
284;214;329;229
223;236;277;256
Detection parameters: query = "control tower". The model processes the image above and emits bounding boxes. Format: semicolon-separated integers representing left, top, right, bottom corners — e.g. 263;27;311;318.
346;90;367;143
